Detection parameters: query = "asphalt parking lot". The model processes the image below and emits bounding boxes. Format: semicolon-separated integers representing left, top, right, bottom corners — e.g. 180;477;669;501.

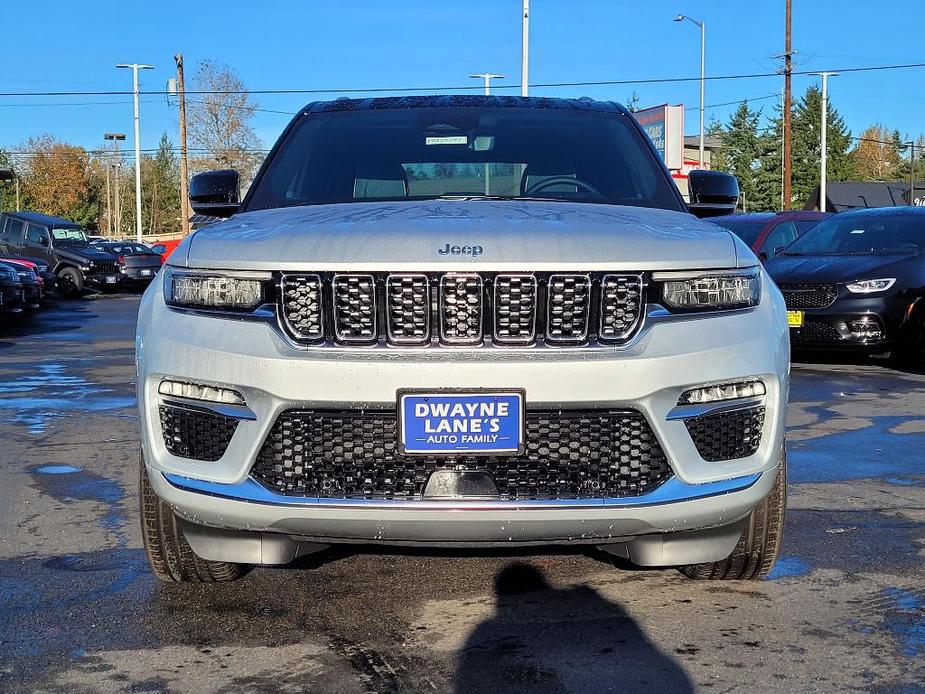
0;295;923;693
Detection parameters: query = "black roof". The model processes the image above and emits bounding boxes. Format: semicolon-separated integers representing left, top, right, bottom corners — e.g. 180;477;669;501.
301;95;628;115
2;210;81;228
804;182;925;212
830;205;925;218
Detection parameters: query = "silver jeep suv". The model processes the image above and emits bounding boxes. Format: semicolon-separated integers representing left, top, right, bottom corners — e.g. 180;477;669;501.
137;96;789;583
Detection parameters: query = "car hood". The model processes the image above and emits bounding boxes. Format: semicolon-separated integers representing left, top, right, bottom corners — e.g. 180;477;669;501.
765;253;914;284
180;200;744;271
57;244;119;262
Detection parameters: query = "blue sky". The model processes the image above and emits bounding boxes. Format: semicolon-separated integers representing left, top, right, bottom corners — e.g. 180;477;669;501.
2;0;924;158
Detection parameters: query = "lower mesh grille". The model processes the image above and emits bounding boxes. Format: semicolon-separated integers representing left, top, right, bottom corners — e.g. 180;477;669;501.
791;320;842;345
685;406;765;462
251;409;672;500
159;404;238;461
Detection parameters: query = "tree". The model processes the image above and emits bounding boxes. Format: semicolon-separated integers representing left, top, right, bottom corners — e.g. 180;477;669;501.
187;60;263;182
791;85;854;207
753;108;784;212
709;102;762;211
851;124;902;181
18;135;100;227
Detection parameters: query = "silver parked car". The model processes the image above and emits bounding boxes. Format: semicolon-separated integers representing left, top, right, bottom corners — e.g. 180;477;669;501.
137;96;789;583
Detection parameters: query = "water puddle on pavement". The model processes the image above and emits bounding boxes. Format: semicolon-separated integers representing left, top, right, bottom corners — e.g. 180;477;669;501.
0;362;135;434
27;464;125;536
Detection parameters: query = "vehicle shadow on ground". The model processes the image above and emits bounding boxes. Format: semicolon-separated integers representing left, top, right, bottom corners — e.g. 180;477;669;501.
453;563;693;693
793;350;925;375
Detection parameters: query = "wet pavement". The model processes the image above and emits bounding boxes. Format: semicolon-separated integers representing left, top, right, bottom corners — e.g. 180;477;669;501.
0;295;923;693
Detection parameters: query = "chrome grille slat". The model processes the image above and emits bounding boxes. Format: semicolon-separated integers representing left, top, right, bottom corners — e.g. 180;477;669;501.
439;273;483;344
280;273;324;341
546;274;591;343
600;274;644;341
386;274;430;344
494;274;537;344
333;274;377;342
279;271;646;347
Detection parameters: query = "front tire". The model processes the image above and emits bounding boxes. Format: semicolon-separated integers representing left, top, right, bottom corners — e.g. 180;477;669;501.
56;266;84;298
679;448;787;581
139;459;247;583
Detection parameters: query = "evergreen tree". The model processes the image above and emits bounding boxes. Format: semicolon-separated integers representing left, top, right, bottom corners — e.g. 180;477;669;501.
791;85;854;207
750;106;784;212
709;102;761;211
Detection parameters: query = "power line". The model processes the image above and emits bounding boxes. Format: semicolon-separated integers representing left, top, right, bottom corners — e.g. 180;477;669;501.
1;61;924;98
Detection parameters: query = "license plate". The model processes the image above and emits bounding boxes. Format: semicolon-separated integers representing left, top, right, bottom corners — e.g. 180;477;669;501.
141;269;151;276
105;275;119;284
398;391;524;455
787;310;804;328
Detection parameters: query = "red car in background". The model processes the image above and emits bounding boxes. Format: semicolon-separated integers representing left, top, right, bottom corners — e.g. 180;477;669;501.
149;239;182;263
711;211;830;261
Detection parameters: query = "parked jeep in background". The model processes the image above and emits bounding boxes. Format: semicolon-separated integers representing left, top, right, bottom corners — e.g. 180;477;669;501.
137;96;789;585
0;211;122;296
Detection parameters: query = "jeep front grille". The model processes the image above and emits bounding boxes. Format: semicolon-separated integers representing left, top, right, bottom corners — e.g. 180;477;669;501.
278;272;646;347
251;408;672;500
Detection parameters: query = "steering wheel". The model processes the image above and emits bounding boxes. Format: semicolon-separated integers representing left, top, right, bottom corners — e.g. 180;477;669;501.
524;176;602;198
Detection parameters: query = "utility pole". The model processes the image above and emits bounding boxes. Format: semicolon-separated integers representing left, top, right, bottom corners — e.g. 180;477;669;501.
104;133;126;237
174;54;191;236
810;72;838;212
104;159;112;236
116;63;154;243
782;0;793;209
521;0;530;96
910;141;916;206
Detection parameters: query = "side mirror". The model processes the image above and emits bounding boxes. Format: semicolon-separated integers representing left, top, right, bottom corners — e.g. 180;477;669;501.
687;170;740;219
189;169;241;218
40;236;49;247
758;251;768;261
773;246;785;256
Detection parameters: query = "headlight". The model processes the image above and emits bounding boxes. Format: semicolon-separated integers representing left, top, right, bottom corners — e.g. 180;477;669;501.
164;267;270;311
657;268;761;311
845;278;895;294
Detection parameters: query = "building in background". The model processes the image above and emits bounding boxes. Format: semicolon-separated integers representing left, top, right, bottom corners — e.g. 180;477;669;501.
633;105;719;201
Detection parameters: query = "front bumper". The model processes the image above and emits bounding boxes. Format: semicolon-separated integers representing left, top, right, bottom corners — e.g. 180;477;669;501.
790;293;908;350
136;271;789;546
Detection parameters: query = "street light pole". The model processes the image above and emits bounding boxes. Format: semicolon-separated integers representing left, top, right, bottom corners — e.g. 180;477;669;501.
809;72;838;212
104;133;126;237
522;0;529;96
116;63;154;243
675;15;706;168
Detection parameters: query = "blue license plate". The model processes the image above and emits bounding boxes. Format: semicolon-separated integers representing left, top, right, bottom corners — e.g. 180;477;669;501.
399;391;524;455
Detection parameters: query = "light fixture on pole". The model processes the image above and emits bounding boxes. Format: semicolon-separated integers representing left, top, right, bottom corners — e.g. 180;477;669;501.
116;63;154;243
522;0;530;96
470;74;504;195
675;14;706;168
470;73;504;96
104;133;126;237
809;72;838;212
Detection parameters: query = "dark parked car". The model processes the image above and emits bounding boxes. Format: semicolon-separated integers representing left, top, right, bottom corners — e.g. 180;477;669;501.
765;206;925;363
0;259;42;310
712;211;830;261
0;261;25;317
0;211;122;297
99;242;163;287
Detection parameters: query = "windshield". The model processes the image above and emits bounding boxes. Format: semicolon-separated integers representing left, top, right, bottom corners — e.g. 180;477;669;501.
106;244;153;254
784;213;925;255
51;227;88;243
245;107;682;212
710;218;767;246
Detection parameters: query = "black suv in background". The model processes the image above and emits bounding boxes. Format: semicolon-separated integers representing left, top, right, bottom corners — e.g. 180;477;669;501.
0;211;122;296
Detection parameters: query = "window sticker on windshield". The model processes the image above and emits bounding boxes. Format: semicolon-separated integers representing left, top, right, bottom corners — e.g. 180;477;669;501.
425;135;468;146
